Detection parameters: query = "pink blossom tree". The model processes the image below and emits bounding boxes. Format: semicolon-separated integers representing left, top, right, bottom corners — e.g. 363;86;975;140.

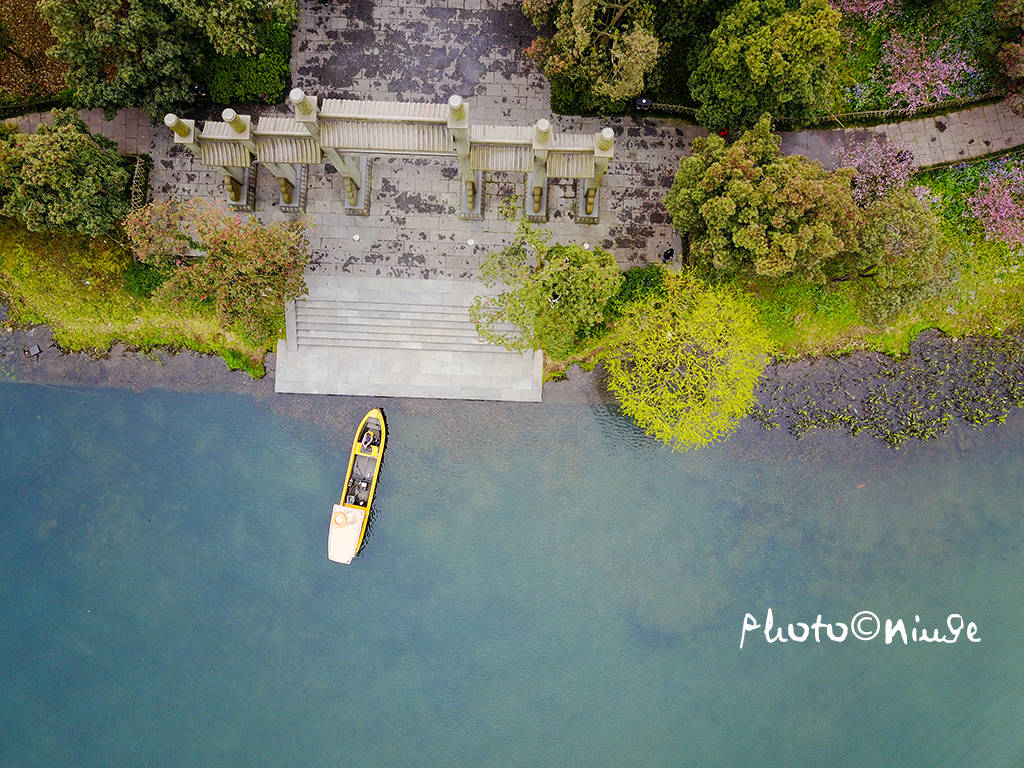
967;163;1024;249
880;32;981;110
828;0;900;20
833;137;916;205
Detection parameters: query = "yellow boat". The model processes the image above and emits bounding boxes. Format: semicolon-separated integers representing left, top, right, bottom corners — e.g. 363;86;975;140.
328;408;386;564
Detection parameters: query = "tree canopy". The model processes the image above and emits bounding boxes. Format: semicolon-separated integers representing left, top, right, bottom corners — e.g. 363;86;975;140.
602;271;774;451
38;0;298;115
664;116;862;283
688;0;843;130
39;0;204;116
470;224;623;359
0;110;129;236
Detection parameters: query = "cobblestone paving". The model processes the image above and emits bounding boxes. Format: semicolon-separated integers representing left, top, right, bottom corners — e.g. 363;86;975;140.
11;0;1024;280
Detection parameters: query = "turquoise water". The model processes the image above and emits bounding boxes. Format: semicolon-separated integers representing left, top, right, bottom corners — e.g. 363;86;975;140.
1;381;1022;767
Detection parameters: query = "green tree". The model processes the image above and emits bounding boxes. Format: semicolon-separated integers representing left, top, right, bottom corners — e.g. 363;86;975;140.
122;199;310;342
470;223;623;359
524;0;662;112
854;189;947;319
161;0;297;56
39;0;205;117
602;271;774;451
0;110;129;236
688;0;842;130
663;116;862;283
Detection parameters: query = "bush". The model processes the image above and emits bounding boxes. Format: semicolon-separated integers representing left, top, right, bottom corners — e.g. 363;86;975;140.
602;271;774;451
123;260;166;298
202;23;292;104
606;264;667;318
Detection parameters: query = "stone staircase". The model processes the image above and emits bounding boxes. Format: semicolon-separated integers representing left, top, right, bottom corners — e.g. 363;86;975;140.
274;275;543;401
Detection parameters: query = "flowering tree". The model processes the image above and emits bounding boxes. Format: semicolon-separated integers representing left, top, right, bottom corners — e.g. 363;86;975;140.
967;163;1024;249
832;137;916;205
123;199;310;341
880;32;981;110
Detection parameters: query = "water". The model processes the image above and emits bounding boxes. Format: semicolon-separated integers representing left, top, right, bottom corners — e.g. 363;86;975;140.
1;382;1022;766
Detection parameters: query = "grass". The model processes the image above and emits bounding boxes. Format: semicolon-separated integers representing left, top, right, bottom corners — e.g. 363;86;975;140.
0;218;270;376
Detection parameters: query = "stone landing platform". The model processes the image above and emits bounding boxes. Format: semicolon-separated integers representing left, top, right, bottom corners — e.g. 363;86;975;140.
274;275;543;401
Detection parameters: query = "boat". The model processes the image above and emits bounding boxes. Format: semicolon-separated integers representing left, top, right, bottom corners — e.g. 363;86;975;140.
328;408;386;564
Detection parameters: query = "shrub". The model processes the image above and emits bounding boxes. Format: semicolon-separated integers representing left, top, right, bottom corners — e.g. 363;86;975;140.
0;109;129;235
605;263;667;319
832;136;916;205
123;199;310;342
602;271;774;451
123;260;166;298
202;23;292;104
689;0;843;130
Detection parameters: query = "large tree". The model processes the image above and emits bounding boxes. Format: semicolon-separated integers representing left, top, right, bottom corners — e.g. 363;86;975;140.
688;0;842;130
663;116;862;283
470;224;623;360
854;189;947;319
602;271;774;451
523;0;662;112
0;110;129;236
160;0;297;56
39;0;205;116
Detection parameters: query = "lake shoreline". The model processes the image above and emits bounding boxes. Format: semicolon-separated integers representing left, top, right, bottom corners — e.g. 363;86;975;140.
3;301;1022;450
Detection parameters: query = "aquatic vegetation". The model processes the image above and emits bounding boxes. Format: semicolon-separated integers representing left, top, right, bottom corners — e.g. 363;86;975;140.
753;332;1024;446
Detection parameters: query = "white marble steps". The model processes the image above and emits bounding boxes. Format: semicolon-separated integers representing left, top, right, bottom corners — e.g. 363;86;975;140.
275;275;543;402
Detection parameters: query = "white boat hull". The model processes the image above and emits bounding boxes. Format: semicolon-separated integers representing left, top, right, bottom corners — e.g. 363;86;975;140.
328;504;366;564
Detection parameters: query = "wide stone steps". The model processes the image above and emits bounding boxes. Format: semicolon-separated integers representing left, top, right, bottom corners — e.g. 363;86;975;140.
275;275;542;401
